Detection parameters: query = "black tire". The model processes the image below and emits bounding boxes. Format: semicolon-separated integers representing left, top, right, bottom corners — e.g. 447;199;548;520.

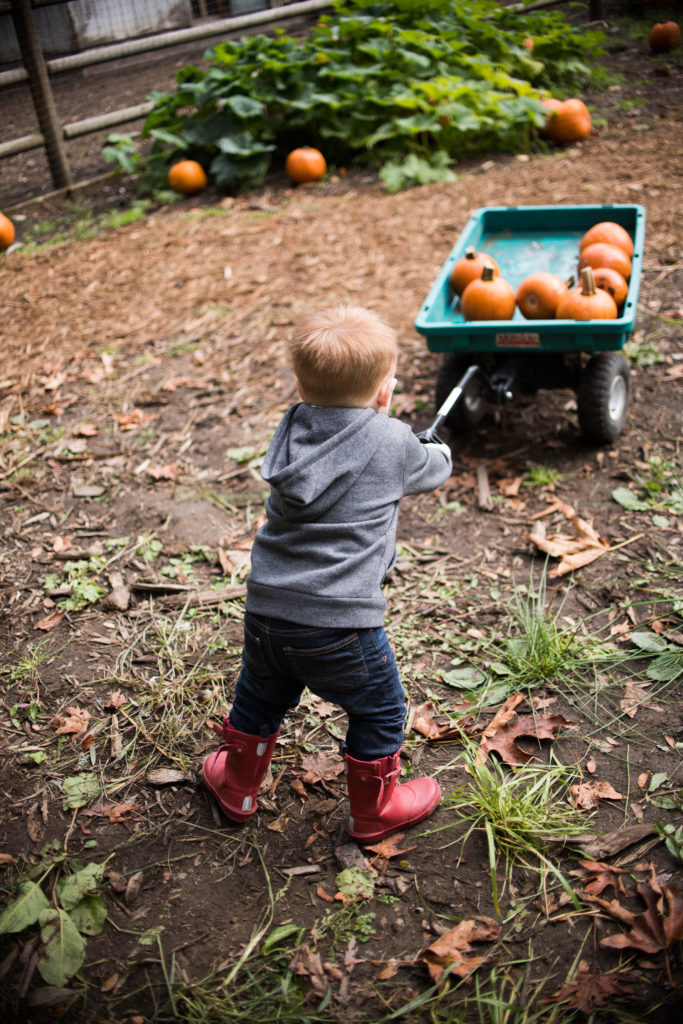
435;355;487;432
577;352;631;444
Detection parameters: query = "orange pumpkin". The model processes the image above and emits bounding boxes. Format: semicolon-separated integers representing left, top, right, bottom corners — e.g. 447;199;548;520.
593;267;629;308
516;271;570;319
578;241;632;281
556;267;618;320
0;211;15;251
461;264;516;321
285;147;327;184
544;98;591;143
449;247;500;296
580;221;634;259
648;21;681;54
167;160;208;195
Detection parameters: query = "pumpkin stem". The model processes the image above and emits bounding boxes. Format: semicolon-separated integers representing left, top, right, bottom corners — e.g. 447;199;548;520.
464;246;477;260
481;263;496;282
580;266;597;295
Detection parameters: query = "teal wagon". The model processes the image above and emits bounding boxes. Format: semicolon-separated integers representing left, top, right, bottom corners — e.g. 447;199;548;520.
414;204;646;444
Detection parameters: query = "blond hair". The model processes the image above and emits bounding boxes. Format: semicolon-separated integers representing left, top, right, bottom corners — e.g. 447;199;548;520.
288;305;398;406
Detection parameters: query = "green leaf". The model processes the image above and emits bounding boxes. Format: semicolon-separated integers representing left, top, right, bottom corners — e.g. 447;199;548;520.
629;631;668;654
611;487;648;511
261;923;303;955
439;665;487;689
0;881;50;935
648;772;668;792
335;867;375;901
69;894;107;936
57;862;106;912
61;775;100;811
652;515;670;529
37;908;86;986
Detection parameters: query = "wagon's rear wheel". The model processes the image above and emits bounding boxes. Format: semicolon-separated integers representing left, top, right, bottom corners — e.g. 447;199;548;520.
577;352;631;444
436;355;487;432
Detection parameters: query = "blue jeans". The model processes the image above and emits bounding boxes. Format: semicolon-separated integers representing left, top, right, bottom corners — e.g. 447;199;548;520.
229;613;406;760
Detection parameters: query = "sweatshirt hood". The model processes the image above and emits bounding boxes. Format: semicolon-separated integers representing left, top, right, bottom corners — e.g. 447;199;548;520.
262;404;390;521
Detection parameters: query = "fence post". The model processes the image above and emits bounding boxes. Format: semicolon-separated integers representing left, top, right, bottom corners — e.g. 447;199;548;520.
10;0;73;190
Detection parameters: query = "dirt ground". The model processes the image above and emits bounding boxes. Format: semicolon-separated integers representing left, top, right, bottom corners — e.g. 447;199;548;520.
1;4;682;1023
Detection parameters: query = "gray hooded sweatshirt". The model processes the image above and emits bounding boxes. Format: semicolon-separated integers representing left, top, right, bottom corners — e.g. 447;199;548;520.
245;403;452;628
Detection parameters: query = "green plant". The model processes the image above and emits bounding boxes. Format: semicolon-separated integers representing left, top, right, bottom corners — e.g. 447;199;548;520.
102;132;142;175
0;854;109;988
43;557;107;612
119;0;606;195
443;751;585;916
612;453;683;516
523;464;565;489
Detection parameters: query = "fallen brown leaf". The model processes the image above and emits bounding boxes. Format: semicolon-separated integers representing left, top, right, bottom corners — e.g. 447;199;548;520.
590;878;683;954
579;860;629;898
477;710;572;766
421;918;500;983
297;752;345;788
524;513;609;577
542;961;634;1013
35;609;66;632
53;706;91;738
570;779;623;810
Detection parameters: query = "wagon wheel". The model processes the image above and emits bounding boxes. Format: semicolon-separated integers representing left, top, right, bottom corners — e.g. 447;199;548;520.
435;355;487;432
577;352;631;444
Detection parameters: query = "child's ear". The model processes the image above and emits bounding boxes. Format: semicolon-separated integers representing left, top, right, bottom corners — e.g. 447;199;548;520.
376;374;397;411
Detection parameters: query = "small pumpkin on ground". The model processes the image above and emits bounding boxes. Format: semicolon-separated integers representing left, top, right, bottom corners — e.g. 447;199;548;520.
0;211;15;251
516;271;570;319
285;147;327;184
543;98;591;143
556;267;618;321
648;21;681;54
461;264;515;321
579;221;633;259
167;160;208;195
578;241;632;282
449;247;500;296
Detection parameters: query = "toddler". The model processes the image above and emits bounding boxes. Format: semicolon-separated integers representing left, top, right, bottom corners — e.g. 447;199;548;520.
203;304;452;842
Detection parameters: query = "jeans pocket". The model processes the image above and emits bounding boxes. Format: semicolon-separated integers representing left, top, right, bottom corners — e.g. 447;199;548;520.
243;623;269;676
283;633;369;690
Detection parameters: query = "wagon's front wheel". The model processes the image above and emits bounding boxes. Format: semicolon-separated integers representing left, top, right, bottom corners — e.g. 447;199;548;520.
436;355;487;432
577;352;631;444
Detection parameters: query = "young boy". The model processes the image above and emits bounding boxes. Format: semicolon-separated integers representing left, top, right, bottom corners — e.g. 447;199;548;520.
203;304;452;842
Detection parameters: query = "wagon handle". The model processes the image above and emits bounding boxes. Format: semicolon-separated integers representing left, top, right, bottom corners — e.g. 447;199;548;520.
416;364;483;444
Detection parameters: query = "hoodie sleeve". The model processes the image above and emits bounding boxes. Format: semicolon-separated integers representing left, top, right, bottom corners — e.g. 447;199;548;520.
402;433;452;496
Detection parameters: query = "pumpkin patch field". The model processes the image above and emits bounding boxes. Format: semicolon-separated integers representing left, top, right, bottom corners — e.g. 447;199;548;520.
0;4;682;1022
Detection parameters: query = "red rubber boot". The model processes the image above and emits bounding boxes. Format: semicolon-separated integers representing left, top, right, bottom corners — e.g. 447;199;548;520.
202;718;279;822
344;751;441;843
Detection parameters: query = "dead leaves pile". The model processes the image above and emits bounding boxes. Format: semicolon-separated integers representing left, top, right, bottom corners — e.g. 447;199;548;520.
413;692;572;767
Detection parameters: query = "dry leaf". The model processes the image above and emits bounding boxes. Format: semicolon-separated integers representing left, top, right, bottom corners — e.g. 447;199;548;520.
365;833;417;863
53;706;91;738
297;752;345;788
591;879;683;954
107;689;128;710
570;780;623;810
52;535;73;552
524;514;609;577
421;918;500;983
73;422;100;437
35;609;65;632
146;462;180;482
118;409;154;431
620;681;664;718
542;962;634;1013
579;860;629;897
413;700;474;741
477;708;572;766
